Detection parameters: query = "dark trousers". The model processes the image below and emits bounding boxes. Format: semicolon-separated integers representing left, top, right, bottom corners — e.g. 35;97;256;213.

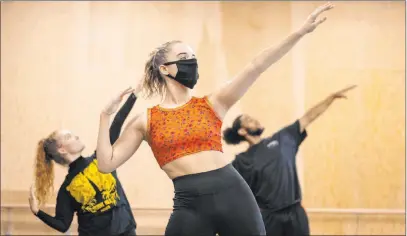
261;203;309;236
94;228;136;236
165;164;266;236
117;229;136;236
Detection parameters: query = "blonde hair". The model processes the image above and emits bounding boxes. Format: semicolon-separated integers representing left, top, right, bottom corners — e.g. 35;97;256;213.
143;40;182;98
34;131;66;206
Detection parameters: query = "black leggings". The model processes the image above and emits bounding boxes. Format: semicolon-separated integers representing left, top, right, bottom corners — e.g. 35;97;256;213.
261;203;309;236
114;229;136;236
165;164;266;236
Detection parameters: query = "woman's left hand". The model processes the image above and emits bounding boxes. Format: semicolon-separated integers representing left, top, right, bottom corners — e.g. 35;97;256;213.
28;184;39;215
300;2;334;35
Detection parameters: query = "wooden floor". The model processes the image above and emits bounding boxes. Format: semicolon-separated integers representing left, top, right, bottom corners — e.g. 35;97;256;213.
2;207;405;235
1;191;405;235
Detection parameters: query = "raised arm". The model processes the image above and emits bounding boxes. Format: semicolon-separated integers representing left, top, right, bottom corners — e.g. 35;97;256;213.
97;112;144;173
90;92;137;161
96;86;145;173
209;3;334;116
109;92;137;144
299;85;356;132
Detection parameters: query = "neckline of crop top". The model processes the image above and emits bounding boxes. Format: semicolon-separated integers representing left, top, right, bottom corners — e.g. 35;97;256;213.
156;96;196;111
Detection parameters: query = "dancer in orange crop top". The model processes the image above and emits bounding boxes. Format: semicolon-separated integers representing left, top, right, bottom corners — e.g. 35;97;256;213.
148;95;223;167
96;3;333;235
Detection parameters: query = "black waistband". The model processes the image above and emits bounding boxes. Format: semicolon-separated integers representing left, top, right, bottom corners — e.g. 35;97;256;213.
172;164;245;195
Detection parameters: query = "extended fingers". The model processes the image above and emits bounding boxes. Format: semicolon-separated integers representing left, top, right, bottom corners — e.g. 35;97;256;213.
313;17;327;26
310;2;334;20
338;85;357;94
119;87;135;98
121;87;133;95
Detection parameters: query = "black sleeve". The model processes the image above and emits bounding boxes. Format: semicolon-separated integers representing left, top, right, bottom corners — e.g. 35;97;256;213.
109;93;137;144
92;93;137;158
280;120;307;146
35;188;75;233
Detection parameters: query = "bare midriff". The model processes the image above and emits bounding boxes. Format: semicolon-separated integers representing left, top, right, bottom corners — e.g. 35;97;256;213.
161;150;228;179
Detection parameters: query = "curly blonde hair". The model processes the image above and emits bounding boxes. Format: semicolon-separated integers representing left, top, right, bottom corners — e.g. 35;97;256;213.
34;131;66;206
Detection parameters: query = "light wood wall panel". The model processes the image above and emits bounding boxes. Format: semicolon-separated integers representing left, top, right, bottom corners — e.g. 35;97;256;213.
1;1;405;235
299;1;405;210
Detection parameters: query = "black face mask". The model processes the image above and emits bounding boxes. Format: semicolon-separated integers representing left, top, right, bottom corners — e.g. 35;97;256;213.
247;128;264;137
163;58;199;89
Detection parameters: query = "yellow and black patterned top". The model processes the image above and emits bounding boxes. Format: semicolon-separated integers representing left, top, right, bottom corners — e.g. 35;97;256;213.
36;94;137;236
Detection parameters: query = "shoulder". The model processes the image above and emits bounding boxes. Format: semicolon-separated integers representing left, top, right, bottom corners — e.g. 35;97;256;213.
124;110;156;141
126;111;147;130
281;120;301;132
58;179;71;196
263;134;278;143
198;94;226;121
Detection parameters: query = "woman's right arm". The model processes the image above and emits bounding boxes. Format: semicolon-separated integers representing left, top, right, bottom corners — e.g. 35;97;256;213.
97;112;144;173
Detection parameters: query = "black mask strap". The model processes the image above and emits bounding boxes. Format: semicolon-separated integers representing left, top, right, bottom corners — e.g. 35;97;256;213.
162;60;178;79
163;58;197;66
163;61;177;66
247;128;265;137
167;74;176;79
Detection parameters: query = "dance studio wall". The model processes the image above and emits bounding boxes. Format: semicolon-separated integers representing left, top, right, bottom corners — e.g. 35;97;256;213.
1;1;405;234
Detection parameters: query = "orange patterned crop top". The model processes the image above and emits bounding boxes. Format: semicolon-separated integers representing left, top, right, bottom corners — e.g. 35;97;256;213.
147;96;223;168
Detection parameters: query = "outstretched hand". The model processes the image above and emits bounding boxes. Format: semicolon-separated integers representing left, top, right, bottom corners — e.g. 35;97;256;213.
103;87;135;115
300;2;334;34
331;85;357;99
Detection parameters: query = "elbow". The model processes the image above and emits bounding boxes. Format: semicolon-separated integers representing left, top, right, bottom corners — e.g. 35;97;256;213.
97;161;113;174
95;148;115;173
56;223;70;233
60;227;69;233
